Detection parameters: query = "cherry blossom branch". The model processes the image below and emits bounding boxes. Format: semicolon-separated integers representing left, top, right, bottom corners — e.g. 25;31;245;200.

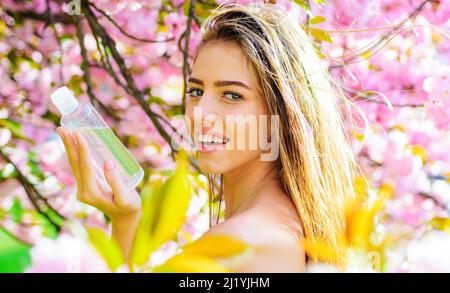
45;0;64;84
4;0;204;170
83;59;179;134
0;225;32;246
4;9;75;25
4;1;184;155
344;87;425;108
304;0;311;33
83;18;179;138
328;0;435;69
75;18;120;121
182;0;197;113
418;192;448;211
80;0;175;153
0;149;64;231
88;2;175;44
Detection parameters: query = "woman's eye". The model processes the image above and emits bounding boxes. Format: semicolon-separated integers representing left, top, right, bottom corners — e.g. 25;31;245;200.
224;91;243;101
186;88;202;98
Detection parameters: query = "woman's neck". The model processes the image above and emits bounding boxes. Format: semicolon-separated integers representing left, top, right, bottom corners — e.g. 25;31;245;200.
223;158;279;219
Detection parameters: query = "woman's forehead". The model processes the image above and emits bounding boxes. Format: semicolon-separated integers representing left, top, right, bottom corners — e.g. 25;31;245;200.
191;42;256;87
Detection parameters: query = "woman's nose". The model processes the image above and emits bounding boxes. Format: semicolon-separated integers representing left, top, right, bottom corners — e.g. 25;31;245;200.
194;94;219;118
191;95;222;128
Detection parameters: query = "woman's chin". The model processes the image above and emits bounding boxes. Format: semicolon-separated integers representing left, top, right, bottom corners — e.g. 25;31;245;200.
198;154;228;174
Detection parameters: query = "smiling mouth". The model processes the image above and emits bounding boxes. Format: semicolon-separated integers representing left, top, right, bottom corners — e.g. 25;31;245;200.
195;134;230;152
197;134;230;145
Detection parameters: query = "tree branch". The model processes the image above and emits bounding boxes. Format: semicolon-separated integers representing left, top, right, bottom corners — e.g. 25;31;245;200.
344;87;425;108
328;0;434;69
88;2;175;44
4;9;76;25
76;18;120;120
80;0;175;153
0;149;64;232
182;0;196;113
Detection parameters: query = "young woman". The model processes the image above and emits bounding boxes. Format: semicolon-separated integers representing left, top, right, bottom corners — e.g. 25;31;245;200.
57;3;358;272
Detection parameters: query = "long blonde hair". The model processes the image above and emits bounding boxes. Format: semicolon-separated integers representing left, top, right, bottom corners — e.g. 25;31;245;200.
196;3;359;258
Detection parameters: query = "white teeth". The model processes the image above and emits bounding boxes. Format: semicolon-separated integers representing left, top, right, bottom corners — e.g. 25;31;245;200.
198;134;228;144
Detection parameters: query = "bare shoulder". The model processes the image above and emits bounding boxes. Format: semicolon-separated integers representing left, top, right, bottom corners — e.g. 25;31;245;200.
205;204;306;272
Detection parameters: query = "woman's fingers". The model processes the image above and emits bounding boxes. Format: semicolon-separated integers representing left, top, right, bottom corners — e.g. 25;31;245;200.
57;128;139;214
104;160;140;212
74;132;101;201
57;127;83;193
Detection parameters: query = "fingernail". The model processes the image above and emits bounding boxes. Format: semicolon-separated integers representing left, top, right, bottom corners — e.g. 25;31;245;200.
72;133;78;143
57;128;64;138
105;160;116;171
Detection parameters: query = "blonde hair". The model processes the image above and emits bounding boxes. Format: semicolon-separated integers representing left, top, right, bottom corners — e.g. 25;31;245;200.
196;3;359;260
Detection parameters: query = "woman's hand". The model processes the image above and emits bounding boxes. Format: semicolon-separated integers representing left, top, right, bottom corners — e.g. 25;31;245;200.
56;127;141;260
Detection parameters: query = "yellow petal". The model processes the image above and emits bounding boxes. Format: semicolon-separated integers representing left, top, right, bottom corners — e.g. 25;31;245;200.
150;150;192;250
301;238;346;265
86;226;125;272
182;234;249;258
129;178;164;267
153;253;230;273
429;217;450;233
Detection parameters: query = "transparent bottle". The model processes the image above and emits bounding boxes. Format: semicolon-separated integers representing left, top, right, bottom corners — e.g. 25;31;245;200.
51;86;144;190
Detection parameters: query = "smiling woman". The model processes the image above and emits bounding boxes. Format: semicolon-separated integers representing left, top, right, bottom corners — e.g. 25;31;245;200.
181;3;361;272
55;2;360;273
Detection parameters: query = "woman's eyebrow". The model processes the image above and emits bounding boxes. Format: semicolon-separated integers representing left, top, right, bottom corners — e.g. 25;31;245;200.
188;77;251;90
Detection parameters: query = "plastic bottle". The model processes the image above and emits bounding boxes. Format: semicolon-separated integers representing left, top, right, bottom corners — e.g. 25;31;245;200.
51;86;144;190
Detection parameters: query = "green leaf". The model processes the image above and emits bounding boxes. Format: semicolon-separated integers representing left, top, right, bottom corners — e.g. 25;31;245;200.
0;118;29;141
150;150;192;250
182;234;249;258
7;50;18;72
429;217;450;233
42;110;60;125
312;0;326;5
9;198;24;224
0;227;31;273
147;95;167;105
182;1;191;16
28;151;45;180
118;150;194;269
68;75;84;96
309;15;326;24
86;226;125;272
309;28;333;43
35;212;58;239
129;178;165;267
153;253;229;273
130;150;192;268
60;34;75;43
0;163;18;180
292;0;309;11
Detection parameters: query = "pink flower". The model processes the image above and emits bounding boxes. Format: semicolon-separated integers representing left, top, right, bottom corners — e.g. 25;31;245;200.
424;74;450;130
26;233;110;273
404;231;450;272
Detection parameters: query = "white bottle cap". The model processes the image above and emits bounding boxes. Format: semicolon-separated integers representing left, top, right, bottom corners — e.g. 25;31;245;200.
50;86;80;115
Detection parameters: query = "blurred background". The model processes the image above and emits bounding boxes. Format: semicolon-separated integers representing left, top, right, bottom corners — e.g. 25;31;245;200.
0;0;449;272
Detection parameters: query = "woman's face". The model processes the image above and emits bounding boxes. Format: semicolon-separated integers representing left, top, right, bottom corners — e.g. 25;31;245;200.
185;42;271;174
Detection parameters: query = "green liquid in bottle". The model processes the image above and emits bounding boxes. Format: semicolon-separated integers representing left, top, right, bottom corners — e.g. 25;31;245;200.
79;127;140;176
